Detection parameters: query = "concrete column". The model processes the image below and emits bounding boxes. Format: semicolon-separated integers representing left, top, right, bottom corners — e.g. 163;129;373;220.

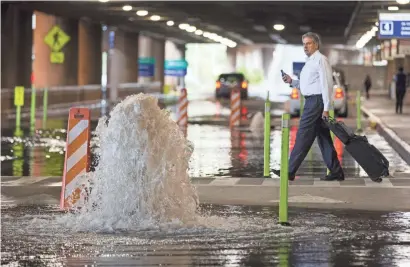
261;47;274;79
33;11;61;88
164;41;184;90
152;38;165;88
138;35;152;84
1;4;32;88
56;17;79;86
78;19;102;85
227;47;237;72
33;12;79;87
123;31;139;83
107;28;139;102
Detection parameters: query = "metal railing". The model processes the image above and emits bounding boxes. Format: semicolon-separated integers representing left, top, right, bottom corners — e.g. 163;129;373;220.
1;82;163;117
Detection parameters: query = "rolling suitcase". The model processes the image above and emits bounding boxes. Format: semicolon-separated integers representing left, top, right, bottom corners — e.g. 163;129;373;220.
323;118;355;144
323;118;389;182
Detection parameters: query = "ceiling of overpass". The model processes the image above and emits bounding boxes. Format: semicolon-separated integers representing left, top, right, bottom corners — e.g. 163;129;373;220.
14;1;410;47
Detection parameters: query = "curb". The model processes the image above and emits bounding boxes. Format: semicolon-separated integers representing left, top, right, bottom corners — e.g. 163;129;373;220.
361;105;410;165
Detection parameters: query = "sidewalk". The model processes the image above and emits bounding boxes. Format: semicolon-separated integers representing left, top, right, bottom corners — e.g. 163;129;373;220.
2;176;410;211
361;95;410;165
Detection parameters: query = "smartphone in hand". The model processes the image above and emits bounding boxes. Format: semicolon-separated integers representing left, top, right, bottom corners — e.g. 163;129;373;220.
281;70;286;77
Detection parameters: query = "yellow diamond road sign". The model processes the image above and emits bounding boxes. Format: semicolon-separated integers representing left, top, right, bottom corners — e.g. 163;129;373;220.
44;25;70;51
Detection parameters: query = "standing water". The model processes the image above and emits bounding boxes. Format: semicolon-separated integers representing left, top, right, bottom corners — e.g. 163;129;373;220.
59;94;199;231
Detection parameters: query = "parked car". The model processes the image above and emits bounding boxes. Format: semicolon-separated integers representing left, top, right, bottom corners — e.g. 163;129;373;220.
289;70;348;117
215;73;248;99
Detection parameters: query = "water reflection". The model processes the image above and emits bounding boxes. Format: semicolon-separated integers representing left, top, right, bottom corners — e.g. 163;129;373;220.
2;205;410;266
1;124;410;178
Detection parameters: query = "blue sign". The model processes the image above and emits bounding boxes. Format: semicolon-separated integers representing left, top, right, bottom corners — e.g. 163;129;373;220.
164;59;188;77
379;12;410;39
109;31;115;49
292;62;305;79
138;57;155;77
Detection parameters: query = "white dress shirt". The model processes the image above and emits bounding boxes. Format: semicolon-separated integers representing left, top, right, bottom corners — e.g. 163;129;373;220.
291;50;333;111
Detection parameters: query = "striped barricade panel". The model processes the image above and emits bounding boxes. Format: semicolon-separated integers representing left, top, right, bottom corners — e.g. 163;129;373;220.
230;89;241;127
177;88;188;127
60;108;91;210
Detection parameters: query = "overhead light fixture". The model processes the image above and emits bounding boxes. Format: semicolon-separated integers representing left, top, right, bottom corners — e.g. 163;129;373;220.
98;0;109;2
355;26;379;49
388;6;400;11
150;15;161;21
397;0;410;4
178;23;190;30
195;29;203;35
186;26;197;32
122;5;132;11
136;10;148;16
166;20;174;26
273;24;285;31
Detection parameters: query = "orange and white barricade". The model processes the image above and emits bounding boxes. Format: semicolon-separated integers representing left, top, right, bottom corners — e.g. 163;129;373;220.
177;88;188;128
60;108;91;210
230;89;241;127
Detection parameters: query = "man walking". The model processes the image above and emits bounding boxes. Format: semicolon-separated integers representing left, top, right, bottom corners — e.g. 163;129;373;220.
273;32;344;181
395;67;407;114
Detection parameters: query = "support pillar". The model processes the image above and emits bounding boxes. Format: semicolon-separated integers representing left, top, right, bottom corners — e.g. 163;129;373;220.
57;17;79;86
107;28;139;102
227;47;237;73
164;41;185;91
78;19;102;85
152;38;165;89
33;12;79;87
138;35;152;84
1;4;32;89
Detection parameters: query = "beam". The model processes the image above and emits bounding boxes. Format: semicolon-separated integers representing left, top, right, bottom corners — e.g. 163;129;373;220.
344;1;363;39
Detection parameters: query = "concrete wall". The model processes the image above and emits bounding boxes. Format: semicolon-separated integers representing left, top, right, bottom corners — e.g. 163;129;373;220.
334;64;387;91
78;19;102;85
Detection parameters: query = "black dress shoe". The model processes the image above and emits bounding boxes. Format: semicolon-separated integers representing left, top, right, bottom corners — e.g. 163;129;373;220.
320;172;345;181
272;169;295;181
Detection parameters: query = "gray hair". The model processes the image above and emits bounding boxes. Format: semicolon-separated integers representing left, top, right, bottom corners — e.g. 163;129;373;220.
302;32;321;48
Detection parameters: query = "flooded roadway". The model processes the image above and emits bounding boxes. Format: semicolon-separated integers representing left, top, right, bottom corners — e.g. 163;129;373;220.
2;204;410;266
2;94;410;266
2;117;410;178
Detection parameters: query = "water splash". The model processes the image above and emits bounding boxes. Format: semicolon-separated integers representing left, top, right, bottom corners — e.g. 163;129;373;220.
59;94;199;232
249;111;265;138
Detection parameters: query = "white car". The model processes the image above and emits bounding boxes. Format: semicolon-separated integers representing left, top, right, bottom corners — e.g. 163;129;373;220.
289;71;348;118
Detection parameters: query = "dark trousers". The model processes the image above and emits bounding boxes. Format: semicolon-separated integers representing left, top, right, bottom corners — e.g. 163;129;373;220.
289;95;343;176
365;87;370;99
396;89;406;114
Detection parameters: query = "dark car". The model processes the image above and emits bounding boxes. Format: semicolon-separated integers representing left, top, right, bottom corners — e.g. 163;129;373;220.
215;73;248;99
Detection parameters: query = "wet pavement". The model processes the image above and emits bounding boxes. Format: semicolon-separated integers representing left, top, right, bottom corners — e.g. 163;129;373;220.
1;204;410;266
2;120;410;178
2;94;410;267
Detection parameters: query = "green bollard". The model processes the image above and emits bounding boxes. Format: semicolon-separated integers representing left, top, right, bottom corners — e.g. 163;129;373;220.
356;90;362;132
43;88;48;129
279;113;290;226
264;92;271;177
30;85;36;130
327;106;335;175
14;86;24;129
16;106;21;129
